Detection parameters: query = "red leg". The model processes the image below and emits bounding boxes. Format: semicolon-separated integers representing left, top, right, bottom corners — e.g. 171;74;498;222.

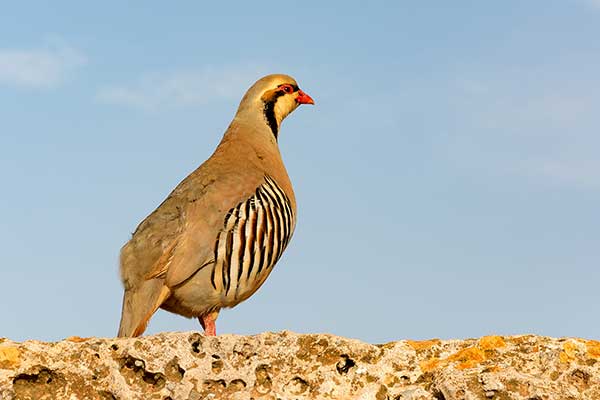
198;311;219;336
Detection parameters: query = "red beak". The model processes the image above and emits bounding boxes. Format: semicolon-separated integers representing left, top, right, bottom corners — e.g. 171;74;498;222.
296;90;315;105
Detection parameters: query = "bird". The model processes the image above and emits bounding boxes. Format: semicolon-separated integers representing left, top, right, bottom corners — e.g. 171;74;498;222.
117;74;314;337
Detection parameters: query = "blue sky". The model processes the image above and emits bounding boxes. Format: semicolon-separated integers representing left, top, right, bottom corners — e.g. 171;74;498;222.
1;2;599;343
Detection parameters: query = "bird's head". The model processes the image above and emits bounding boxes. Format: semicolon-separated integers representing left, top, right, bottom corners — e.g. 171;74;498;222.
235;74;314;139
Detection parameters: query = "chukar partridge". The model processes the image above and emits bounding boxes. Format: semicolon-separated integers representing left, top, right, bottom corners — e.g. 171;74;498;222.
118;74;314;337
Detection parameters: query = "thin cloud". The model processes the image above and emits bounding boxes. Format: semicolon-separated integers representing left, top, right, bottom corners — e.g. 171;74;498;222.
446;70;600;188
584;0;600;9
454;78;596;130
96;66;267;110
0;37;86;89
519;159;600;187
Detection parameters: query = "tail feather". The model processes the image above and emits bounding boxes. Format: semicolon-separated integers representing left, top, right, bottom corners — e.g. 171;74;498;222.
117;280;170;337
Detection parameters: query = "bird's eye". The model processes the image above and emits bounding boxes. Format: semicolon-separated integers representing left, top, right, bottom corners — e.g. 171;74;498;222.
281;85;293;94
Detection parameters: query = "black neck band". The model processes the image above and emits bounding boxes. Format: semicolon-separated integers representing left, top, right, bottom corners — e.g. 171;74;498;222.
263;92;284;139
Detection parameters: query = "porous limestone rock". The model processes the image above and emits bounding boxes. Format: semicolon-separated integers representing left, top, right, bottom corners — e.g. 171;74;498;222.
1;332;599;399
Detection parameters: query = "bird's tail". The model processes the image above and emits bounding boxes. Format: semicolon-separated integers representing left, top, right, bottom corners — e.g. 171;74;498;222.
117;280;170;337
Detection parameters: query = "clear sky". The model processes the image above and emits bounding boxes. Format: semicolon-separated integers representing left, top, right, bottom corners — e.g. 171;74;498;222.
1;2;599;344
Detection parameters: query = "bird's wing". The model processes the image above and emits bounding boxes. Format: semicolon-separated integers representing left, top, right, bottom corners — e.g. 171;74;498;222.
120;166;217;289
148;165;264;288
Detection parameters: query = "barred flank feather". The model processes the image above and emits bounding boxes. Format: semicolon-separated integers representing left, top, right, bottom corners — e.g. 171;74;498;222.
211;176;295;302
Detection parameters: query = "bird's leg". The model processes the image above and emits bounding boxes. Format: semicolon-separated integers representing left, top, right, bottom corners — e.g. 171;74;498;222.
198;311;219;336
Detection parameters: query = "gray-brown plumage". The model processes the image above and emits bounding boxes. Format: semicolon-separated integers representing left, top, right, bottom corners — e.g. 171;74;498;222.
117;74;314;337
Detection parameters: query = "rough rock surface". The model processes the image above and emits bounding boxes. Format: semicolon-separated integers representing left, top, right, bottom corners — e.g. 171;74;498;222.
1;332;599;399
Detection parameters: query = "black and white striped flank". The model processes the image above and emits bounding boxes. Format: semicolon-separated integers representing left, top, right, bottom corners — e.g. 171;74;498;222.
210;175;295;301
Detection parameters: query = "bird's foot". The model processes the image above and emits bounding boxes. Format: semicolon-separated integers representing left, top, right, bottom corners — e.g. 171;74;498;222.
198;311;219;336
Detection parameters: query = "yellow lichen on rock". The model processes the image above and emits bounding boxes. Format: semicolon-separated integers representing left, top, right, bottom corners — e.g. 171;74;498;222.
0;345;20;368
419;358;441;372
586;340;600;358
65;336;91;343
447;347;486;370
479;335;506;350
419;345;488;372
406;339;441;351
560;341;581;363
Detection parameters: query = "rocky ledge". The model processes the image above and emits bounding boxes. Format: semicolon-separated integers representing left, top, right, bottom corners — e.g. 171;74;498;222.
1;332;599;399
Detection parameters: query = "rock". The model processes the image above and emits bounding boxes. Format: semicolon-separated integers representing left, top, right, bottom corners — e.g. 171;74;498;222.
0;332;599;399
